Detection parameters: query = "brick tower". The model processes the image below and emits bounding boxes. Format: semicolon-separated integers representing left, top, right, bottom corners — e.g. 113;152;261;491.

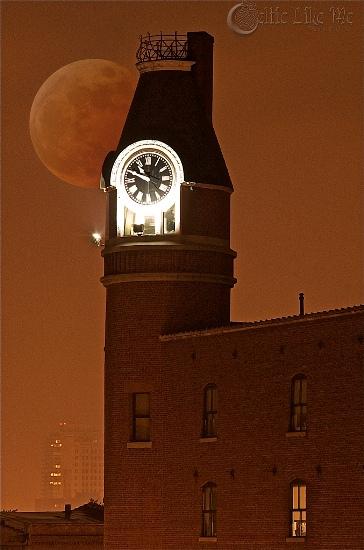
101;32;235;549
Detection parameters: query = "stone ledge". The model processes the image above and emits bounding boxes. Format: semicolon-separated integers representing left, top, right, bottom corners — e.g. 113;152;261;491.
200;437;218;443
101;272;236;287
137;60;195;73
286;537;306;543
126;441;152;449
199;537;218;543
286;431;307;438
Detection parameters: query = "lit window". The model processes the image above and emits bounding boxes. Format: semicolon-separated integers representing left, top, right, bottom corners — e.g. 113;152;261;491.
132;393;151;442
202;385;217;437
290;480;306;537
290;375;307;431
202;483;217;537
55;464;61;469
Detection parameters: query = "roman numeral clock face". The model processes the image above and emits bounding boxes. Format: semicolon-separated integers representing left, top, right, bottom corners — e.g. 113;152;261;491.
124;153;173;205
110;140;184;235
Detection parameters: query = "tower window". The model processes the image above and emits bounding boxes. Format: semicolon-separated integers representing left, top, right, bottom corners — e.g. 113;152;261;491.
202;384;217;438
202;483;217;537
132;393;151;442
290;375;307;432
290;480;306;537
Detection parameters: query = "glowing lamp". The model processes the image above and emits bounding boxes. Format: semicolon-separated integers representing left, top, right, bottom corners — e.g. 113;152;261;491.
91;232;104;246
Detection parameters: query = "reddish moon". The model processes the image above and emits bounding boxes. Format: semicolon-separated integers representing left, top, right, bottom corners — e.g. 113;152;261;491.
30;59;135;188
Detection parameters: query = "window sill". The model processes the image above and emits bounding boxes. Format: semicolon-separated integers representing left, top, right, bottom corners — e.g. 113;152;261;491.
127;441;152;448
199;537;217;543
286;537;306;543
286;431;306;438
200;437;218;443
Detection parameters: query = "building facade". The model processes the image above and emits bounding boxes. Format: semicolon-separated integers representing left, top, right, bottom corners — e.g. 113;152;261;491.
0;509;103;549
101;32;364;549
36;422;103;511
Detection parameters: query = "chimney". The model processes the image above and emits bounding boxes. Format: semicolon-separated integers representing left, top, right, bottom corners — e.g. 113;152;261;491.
187;32;214;121
299;293;305;316
65;504;71;520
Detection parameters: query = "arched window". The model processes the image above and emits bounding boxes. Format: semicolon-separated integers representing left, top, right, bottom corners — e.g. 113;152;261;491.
290;375;307;432
202;483;217;537
290;480;306;537
202;384;217;438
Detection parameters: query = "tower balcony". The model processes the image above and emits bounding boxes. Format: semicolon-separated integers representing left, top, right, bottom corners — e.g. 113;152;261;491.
136;32;188;63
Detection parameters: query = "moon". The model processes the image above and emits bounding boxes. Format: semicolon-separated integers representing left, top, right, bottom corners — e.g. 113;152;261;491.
30;59;135;188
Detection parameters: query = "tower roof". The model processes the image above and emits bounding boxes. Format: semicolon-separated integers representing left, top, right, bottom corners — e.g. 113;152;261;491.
103;32;232;190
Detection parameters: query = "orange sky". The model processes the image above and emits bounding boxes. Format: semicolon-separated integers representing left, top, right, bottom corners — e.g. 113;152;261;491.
2;1;363;510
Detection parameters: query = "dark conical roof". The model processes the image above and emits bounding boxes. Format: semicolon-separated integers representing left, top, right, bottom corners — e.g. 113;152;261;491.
103;68;232;189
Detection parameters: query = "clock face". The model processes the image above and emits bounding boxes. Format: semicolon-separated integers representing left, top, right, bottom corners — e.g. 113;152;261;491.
110;140;184;218
124;152;173;205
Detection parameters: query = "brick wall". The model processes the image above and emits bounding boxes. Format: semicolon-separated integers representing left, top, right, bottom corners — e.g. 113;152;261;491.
104;284;363;549
160;310;364;549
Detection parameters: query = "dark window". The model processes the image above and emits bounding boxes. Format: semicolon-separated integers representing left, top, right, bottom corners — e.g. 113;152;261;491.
132;393;150;441
202;483;216;537
290;375;307;431
290;480;306;537
202;384;217;437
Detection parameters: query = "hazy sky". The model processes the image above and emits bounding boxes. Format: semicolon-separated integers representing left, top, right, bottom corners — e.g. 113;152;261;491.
2;1;363;510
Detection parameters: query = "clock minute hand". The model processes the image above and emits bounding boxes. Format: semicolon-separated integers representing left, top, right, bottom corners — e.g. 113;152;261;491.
128;170;150;182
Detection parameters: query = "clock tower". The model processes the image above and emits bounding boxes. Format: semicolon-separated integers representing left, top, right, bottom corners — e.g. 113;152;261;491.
101;32;235;549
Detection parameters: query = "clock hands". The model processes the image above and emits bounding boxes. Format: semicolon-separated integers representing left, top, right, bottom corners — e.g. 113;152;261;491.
127;170;163;189
125;153;172;205
128;169;150;182
149;177;161;190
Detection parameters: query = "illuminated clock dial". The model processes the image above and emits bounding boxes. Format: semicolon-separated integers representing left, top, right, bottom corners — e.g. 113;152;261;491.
124;153;173;205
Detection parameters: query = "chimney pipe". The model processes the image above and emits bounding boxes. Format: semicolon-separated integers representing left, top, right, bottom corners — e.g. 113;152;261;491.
187;32;214;121
65;504;71;520
299;293;305;316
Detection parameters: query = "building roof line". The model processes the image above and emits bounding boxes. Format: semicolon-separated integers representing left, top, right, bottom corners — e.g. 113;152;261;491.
160;304;364;341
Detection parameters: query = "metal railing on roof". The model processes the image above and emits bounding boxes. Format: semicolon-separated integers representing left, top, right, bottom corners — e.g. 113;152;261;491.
136;32;188;63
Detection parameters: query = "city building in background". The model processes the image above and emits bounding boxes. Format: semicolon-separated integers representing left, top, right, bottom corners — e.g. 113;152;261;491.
35;422;103;511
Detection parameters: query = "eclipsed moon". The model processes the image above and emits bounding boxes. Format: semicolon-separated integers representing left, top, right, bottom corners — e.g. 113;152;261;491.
30;59;135;188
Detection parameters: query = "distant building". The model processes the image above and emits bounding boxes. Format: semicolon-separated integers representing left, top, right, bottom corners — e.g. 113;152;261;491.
0;508;103;548
35;422;103;511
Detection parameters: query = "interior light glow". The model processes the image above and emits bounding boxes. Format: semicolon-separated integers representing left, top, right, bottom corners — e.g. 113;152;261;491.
92;232;101;242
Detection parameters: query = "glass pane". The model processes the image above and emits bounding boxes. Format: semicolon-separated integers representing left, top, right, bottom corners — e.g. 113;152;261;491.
301;520;306;536
293;379;300;404
210;512;216;537
210;387;217;410
205;388;213;411
210;487;216;511
135;418;150;441
292;485;298;508
301;406;307;430
301;378;307;403
144;216;156;235
203;486;212;510
300;486;306;509
206;414;216;437
203;512;212;536
163;204;175;234
134;393;150;415
291;410;297;431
